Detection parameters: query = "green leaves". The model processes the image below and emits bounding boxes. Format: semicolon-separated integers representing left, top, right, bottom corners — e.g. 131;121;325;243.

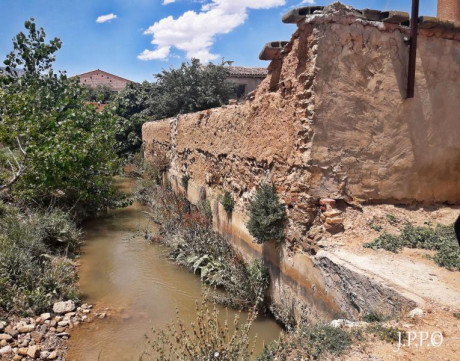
0;19;120;215
247;184;288;244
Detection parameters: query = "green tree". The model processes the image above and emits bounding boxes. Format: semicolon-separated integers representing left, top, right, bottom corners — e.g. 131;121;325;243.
0;19;120;214
112;81;154;155
84;84;116;103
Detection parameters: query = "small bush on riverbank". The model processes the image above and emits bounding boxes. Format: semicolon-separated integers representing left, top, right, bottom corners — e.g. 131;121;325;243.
364;223;460;270
137;183;269;311
0;202;80;315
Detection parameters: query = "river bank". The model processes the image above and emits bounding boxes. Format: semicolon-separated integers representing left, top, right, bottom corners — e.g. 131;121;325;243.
66;177;281;361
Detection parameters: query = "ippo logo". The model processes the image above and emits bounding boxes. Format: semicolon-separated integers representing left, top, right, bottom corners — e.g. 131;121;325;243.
396;331;443;351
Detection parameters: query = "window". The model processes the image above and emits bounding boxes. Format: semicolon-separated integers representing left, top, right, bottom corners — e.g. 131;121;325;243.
235;84;246;99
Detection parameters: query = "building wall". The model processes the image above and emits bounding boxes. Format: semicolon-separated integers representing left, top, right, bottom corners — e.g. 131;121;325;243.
437;0;460;22
77;70;130;92
142;5;459;320
227;76;265;96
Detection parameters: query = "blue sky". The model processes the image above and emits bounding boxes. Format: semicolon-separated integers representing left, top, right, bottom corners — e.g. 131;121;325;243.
0;0;438;82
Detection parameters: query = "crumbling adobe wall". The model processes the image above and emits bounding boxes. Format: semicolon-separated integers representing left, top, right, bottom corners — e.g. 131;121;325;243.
308;10;460;204
142;3;460;320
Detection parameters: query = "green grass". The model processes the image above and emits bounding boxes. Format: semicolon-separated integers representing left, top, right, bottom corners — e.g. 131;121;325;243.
364;223;460;270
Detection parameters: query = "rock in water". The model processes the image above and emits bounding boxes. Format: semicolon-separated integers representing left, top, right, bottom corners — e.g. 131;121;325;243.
53;300;76;314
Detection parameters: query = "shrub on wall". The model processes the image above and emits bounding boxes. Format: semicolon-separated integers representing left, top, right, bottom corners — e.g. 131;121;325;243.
220;191;235;213
181;174;190;192
247;184;287;244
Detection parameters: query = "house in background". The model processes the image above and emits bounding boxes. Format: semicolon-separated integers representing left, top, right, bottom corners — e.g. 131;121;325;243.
71;69;133;92
226;66;268;98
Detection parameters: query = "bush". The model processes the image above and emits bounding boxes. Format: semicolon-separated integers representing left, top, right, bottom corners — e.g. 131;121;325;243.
362;312;385;323
145;300;257;361
247;184;287;244
220;191;235;213
181;174;190;192
364;223;459;270
0;203;80;315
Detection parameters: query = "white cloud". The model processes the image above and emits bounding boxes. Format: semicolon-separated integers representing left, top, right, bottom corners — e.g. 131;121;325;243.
138;46;171;60
138;0;286;62
163;0;176;4
96;13;117;23
299;0;316;4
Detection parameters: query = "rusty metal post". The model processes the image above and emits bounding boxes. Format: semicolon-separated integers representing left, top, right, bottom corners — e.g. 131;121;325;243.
407;0;420;98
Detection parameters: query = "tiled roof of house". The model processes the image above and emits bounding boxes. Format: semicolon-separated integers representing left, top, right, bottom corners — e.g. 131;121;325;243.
226;66;268;78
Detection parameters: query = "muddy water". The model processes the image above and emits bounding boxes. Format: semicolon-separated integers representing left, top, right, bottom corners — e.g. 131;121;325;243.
68;178;281;360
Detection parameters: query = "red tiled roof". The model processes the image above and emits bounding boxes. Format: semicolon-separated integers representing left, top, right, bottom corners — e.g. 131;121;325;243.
226;66;268;78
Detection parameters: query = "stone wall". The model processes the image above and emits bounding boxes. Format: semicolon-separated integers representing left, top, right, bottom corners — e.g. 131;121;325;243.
142;3;460;320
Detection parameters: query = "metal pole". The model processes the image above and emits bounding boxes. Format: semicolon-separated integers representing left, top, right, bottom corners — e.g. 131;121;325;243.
407;0;420;98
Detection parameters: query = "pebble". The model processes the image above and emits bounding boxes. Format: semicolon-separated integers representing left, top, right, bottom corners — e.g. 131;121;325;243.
18;325;35;333
53;300;76;314
30;331;43;342
0;333;12;341
407;307;424;318
0;345;12;355
48;350;58;359
40;313;51;321
27;345;40;359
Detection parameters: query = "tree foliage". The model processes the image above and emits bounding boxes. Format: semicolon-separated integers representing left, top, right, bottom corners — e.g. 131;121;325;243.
84;84;116;103
0;19;120;214
113;59;235;156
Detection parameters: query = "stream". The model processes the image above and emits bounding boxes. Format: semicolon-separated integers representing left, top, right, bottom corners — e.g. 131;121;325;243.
67;178;282;360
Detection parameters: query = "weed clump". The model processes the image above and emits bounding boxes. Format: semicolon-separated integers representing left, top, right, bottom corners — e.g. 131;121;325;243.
0;203;80;315
146;300;258;361
367;324;406;343
364;223;460;270
247;184;287;244
362;312;385;323
258;324;352;360
181;174;190;192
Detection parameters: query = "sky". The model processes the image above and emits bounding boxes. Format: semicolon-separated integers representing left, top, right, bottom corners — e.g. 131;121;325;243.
0;0;439;82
